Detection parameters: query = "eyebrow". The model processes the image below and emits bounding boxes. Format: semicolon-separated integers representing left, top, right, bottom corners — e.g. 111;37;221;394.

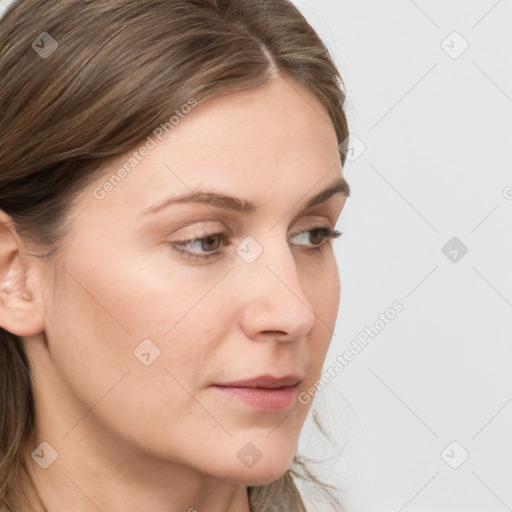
140;178;350;217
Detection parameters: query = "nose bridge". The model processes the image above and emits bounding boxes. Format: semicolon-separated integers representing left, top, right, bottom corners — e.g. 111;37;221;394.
235;231;316;339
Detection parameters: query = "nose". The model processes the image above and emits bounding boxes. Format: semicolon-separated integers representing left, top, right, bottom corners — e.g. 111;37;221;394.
236;233;317;343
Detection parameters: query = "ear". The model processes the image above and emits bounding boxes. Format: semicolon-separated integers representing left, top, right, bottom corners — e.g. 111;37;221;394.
0;209;45;337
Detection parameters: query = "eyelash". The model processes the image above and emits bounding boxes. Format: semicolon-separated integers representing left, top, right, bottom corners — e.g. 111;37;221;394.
170;225;342;262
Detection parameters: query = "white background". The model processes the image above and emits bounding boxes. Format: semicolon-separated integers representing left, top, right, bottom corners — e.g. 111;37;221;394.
1;1;510;511
292;2;512;511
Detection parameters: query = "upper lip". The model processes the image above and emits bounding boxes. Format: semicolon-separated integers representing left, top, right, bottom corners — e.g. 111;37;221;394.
213;374;303;389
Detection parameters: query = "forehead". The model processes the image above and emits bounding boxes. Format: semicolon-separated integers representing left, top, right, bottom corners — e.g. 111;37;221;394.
81;76;342;221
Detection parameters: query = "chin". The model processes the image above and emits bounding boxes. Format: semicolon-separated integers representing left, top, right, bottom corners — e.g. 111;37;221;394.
219;446;297;487
227;464;292;487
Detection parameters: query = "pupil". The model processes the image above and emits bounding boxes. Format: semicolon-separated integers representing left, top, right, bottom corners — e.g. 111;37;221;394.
310;230;323;245
203;235;220;251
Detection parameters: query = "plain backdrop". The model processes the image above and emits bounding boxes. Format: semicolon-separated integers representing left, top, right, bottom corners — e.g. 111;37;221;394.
291;2;512;512
1;1;511;511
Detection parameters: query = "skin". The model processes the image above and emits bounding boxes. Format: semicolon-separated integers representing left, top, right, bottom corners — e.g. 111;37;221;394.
0;75;348;512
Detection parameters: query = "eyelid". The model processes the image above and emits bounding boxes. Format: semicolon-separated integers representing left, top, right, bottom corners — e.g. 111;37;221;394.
288;219;336;238
170;214;335;240
171;218;334;243
171;221;231;241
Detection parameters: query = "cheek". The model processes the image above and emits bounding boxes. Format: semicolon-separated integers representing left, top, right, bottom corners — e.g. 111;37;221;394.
302;254;341;327
46;248;232;394
301;256;341;372
43;261;233;456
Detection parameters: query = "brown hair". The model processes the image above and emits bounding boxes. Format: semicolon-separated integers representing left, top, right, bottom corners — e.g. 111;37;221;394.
0;0;349;510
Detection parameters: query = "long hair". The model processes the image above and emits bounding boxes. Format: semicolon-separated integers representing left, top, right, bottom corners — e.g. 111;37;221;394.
0;1;349;510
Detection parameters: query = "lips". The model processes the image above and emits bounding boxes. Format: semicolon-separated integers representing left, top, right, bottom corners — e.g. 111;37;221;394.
213;374;302;389
211;374;302;412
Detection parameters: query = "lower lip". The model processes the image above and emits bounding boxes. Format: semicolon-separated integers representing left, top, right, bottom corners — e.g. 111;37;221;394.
212;385;297;412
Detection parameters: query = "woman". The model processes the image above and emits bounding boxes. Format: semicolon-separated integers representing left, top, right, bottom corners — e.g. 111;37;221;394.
0;0;351;510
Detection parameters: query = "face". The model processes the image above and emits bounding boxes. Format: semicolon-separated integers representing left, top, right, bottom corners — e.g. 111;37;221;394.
30;76;348;485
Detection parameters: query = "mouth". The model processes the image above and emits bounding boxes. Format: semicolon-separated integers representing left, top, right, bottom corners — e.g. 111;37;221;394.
211;374;302;412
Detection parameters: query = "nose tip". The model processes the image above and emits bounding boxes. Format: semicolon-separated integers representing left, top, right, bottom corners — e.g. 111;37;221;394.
237;249;317;343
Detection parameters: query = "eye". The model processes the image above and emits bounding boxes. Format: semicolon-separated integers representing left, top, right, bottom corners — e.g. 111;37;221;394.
171;232;228;261
169;225;342;262
289;226;340;247
289;226;342;255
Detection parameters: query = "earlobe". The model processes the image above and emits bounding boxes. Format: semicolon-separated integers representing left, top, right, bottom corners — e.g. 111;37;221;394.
0;210;45;337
